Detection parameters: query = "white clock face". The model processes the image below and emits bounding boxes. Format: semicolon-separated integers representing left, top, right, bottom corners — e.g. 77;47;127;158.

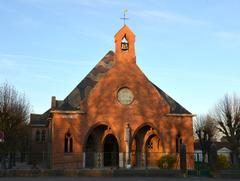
117;88;134;105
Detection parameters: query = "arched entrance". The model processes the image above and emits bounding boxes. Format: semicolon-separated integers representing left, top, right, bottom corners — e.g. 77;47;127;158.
103;134;119;167
85;134;96;168
131;124;162;168
84;124;108;168
145;134;162;167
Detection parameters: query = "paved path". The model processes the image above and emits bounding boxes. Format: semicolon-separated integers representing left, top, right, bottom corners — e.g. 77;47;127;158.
0;177;238;181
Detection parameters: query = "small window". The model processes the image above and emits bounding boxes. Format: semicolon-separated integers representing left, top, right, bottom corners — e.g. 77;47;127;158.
64;130;73;153
41;130;46;143
176;134;182;153
147;140;153;150
35;130;41;143
121;35;129;51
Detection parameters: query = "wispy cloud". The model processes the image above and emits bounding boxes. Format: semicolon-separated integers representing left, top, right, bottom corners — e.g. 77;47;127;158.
32;74;63;82
133;10;209;26
0;53;96;80
0;53;92;83
62;0;125;7
216;31;240;41
0;58;18;69
0;53;90;66
17;0;125;8
14;16;41;28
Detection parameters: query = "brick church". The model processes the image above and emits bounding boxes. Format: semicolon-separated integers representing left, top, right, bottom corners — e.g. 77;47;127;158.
30;24;194;169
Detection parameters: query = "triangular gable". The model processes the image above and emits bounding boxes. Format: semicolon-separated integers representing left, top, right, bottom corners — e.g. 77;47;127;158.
56;51;115;111
151;83;191;114
31;49;191;126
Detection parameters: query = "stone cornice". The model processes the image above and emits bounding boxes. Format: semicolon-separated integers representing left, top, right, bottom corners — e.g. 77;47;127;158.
166;113;196;117
50;110;86;114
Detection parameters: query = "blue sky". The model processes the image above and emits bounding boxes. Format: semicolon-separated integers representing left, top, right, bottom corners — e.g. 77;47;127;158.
0;0;240;115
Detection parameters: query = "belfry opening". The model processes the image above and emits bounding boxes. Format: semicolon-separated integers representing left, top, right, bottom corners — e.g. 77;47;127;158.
121;34;129;51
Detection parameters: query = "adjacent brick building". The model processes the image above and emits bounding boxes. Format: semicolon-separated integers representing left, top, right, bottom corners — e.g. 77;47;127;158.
30;25;194;169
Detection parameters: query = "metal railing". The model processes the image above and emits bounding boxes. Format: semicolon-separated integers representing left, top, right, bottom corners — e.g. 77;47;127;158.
1;151;239;170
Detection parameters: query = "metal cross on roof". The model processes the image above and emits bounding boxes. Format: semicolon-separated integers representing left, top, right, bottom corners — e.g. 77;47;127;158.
120;9;129;25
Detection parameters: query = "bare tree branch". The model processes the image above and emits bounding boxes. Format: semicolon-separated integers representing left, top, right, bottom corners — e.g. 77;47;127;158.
0;82;30;169
213;94;240;165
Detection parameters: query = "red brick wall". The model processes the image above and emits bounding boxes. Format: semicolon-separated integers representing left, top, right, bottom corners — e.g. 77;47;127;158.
50;25;194;169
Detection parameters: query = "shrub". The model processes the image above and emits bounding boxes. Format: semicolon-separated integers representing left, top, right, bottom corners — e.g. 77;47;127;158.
157;154;177;169
217;154;230;169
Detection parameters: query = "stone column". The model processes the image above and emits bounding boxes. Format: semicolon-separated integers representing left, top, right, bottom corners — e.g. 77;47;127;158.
82;152;85;168
124;123;131;168
96;152;103;168
119;152;124;168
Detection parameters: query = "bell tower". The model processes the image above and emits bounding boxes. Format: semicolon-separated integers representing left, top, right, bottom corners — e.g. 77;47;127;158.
114;25;136;63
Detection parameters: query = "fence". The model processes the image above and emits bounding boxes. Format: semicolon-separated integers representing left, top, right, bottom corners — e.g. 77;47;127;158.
0;152;49;169
194;151;240;170
0;151;239;171
1;151;185;170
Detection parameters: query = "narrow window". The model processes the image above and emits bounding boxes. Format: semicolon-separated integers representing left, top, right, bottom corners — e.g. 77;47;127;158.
64;130;73;153
176;134;182;153
64;136;68;152
70;137;73;152
41;130;46;143
35;130;40;143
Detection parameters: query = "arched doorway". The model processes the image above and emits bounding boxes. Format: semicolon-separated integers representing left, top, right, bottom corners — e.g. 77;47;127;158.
85;134;96;168
103;134;119;167
131;125;151;167
84;124;108;168
145;134;162;168
131;124;162;168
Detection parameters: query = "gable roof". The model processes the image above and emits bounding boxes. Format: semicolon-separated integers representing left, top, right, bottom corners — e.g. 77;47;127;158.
152;83;191;114
30;51;114;126
56;50;115;111
30;50;191;126
30;109;50;127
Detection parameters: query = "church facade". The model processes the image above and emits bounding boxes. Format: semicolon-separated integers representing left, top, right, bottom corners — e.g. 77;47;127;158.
30;25;194;169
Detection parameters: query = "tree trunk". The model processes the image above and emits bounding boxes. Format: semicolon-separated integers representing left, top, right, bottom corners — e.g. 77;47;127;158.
202;152;206;163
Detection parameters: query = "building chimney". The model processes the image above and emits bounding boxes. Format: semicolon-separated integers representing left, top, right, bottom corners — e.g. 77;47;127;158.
51;96;56;110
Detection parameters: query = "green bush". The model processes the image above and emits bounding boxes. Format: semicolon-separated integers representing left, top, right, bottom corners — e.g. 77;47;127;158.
217;154;230;169
157;154;177;169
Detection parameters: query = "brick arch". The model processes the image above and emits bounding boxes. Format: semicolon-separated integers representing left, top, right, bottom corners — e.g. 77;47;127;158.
102;133;119;167
131;122;160;146
83;122;109;152
130;122;162;168
101;128;120;147
142;129;160;152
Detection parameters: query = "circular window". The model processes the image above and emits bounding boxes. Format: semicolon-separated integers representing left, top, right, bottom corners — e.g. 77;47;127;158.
117;88;134;105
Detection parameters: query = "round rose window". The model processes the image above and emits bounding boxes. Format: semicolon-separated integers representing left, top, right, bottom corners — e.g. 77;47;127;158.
117;88;134;105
